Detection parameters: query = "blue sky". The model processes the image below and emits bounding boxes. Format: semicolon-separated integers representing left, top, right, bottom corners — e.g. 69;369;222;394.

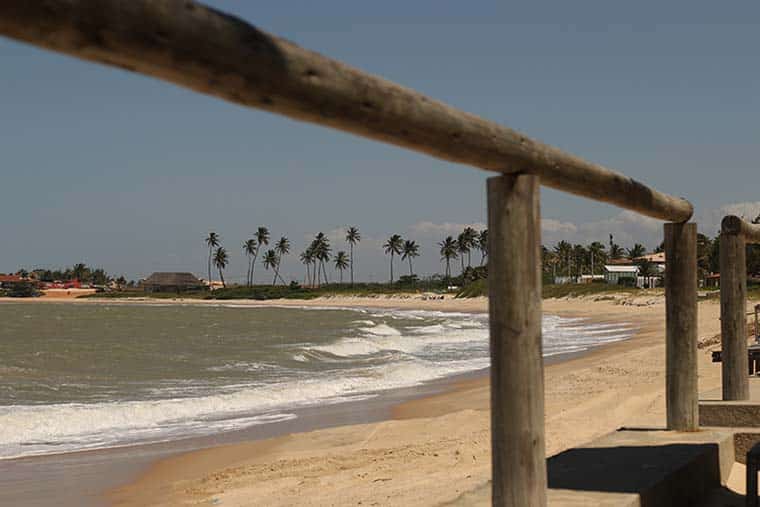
1;2;759;282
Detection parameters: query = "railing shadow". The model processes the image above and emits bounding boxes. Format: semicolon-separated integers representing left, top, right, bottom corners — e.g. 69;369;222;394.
547;443;722;506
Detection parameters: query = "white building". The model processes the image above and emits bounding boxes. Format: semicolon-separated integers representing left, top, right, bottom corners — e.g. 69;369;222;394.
603;265;639;285
633;252;666;273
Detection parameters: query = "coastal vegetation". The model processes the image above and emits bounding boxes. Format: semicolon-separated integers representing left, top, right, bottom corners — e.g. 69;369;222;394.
213;247;228;288
383;234;403;284
8;215;760;300
346;226;361;286
204;232;220;288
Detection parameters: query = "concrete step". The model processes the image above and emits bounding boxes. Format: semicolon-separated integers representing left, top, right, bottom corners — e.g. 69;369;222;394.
701;400;760;428
445;429;734;506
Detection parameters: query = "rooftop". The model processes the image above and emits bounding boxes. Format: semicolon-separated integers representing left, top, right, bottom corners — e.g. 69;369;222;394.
604;265;640;273
142;272;202;287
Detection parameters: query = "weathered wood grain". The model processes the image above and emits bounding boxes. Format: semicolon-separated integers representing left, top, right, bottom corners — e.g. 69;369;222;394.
664;222;698;430
487;174;546;506
722;215;760;244
721;219;750;400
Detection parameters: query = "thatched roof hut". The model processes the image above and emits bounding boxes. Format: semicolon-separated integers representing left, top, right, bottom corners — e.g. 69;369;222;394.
142;272;203;292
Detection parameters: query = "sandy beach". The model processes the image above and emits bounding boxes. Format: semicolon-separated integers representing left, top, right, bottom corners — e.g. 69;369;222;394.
82;292;741;507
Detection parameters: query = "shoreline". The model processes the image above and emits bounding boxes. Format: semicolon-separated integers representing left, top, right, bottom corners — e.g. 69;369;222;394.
0;367;491;507
109;296;726;506
106;297;655;507
1;293;698;506
0;293;493;315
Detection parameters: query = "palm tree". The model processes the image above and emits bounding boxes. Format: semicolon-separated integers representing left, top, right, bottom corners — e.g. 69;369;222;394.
345;226;361;286
543;248;559;280
306;244;318;287
383;234;403;283
311;233;331;286
401;240;420;277
478;229;488;265
439;236;458;280
72;263;88;283
456;232;470;274
610;243;625;260
461;227;478;267
573;244;587;276
588;241;606;276
553;241;573;277
300;249;314;286
627;243;646;260
262;249;279;285
334;251;349;283
250;227;270;285
205;232;220;286
213;247;228;288
273;236;290;285
243;238;257;287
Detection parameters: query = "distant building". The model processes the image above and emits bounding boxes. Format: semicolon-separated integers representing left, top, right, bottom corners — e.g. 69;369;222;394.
603;265;639;285
199;278;225;290
704;273;720;288
0;274;24;288
141;272;204;293
633;252;667;273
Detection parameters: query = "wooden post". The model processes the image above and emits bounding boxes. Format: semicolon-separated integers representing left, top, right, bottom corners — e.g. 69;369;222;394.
721;226;749;400
664;222;698;431
487;174;546;506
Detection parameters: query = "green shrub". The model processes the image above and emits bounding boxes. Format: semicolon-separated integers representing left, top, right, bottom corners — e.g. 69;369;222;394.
456;279;487;298
7;282;40;298
205;285;317;300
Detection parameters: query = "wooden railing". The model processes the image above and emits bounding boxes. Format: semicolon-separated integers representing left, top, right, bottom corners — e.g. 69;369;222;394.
720;216;760;401
0;2;700;506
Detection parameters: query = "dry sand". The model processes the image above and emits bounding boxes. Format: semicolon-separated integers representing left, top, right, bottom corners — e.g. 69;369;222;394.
103;292;758;506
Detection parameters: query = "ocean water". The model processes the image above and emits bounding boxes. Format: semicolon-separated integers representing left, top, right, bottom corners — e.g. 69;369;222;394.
0;302;634;459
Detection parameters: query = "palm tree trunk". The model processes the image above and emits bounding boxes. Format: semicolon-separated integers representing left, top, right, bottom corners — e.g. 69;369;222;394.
322;261;329;284
409;257;413;276
339;269;343;283
218;267;225;288
460;256;465;274
273;258;283;286
207;248;212;289
251;250;259;286
349;244;354;286
305;264;310;287
389;253;394;284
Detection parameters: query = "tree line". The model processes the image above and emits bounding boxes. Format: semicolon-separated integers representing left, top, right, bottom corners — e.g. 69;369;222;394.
204;225;493;288
6;264;129;287
205;227;364;288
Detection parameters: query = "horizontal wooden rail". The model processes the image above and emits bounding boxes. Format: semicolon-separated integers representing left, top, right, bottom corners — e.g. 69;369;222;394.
0;0;692;222
722;216;760;244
